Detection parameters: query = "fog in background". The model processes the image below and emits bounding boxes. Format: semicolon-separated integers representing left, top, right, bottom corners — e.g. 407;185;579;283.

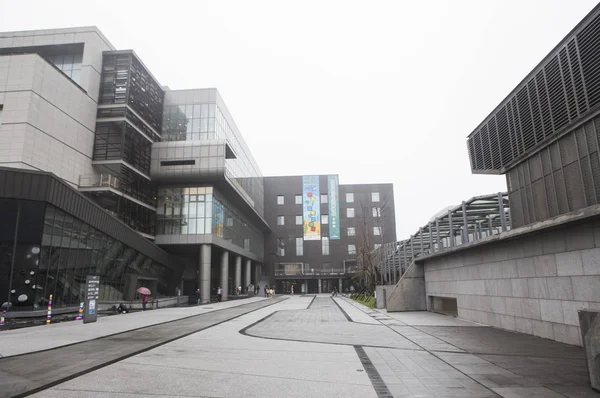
1;0;597;238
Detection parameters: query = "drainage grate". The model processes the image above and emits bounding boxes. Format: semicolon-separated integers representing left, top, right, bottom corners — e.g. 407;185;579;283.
354;346;393;397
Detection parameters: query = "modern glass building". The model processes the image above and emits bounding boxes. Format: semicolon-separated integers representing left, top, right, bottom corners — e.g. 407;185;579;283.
0;26;396;311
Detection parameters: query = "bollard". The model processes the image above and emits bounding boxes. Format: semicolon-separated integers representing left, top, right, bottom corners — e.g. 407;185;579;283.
46;294;53;325
75;301;84;321
0;309;5;326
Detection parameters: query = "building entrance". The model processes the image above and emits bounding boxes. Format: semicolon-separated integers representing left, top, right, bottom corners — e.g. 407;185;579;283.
321;279;338;294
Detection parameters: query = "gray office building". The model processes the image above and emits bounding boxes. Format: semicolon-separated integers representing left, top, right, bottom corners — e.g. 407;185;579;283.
0;26;395;312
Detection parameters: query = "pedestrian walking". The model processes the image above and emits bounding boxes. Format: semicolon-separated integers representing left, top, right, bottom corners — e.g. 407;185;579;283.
196;288;201;305
256;284;260;295
217;287;222;302
269;287;274;297
141;294;148;311
264;286;268;297
290;285;294;296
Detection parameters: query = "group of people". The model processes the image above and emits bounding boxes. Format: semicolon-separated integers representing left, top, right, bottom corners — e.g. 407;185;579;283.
263;286;275;297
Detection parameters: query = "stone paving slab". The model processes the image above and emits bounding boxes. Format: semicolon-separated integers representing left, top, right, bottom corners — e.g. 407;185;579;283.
333;297;380;324
245;297;421;350
417;326;585;358
0;297;287;398
0;297;267;357
34;296;377;398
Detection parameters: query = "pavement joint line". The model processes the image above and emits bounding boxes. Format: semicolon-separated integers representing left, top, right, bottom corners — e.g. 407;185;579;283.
121;359;376;387
48;388;220;398
331;297;386;326
331;296;352;322
339;296;502;397
0;298;270;360
6;297;289;398
354;345;394;398
307;295;317;308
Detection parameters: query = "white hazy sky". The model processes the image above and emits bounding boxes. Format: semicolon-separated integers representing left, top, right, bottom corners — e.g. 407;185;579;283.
1;0;598;239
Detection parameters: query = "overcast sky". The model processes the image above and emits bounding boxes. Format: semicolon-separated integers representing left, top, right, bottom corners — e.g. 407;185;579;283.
1;0;598;239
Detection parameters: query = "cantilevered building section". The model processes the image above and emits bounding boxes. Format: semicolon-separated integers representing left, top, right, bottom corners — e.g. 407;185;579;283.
467;3;600;227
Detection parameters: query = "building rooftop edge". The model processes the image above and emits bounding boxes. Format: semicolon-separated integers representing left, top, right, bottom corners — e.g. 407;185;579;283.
0;26;116;51
466;2;600;140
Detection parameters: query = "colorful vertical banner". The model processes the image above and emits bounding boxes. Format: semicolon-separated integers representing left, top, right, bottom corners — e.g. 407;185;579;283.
328;175;340;239
302;175;321;240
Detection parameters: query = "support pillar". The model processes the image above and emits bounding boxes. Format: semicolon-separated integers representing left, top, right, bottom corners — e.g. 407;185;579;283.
199;244;211;304
318;278;322;293
245;259;251;291
220;251;229;301
339;278;342;293
498;192;507;232
235;255;242;293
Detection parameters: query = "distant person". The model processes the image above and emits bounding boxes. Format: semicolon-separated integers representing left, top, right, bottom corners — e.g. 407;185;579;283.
264;286;268;297
269;287;274;297
332;287;338;297
217;287;222;302
290;285;294;296
196;288;201;305
256;285;260;295
141;294;149;311
349;285;355;293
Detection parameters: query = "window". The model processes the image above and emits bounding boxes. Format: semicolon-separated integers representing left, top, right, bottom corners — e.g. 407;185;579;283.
347;208;355;218
374;244;382;250
277;238;285;256
347;227;356;236
373;227;382;236
321;214;329;225
320;194;328;204
277;216;285;226
277;195;284;205
244;238;250;250
296;237;303;256
226;217;234;227
295;195;302;204
322;237;330;255
322;263;331;272
372;192;380;202
348;244;356;256
295;215;303;225
346;193;354;203
372;207;381;217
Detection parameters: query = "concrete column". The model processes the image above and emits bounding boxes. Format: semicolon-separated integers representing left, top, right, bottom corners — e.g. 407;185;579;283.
199;244;211;304
235;255;242;292
220;251;229;301
318;278;322;293
338;278;342;293
245;259;251;289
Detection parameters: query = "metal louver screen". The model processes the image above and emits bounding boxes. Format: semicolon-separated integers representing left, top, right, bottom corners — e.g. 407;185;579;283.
467;8;600;174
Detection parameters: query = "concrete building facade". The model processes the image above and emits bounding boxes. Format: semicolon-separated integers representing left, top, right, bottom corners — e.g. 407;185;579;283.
0;26;395;312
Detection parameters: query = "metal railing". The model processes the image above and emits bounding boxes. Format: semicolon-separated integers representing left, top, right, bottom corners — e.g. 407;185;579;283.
79;174;119;189
376;192;511;285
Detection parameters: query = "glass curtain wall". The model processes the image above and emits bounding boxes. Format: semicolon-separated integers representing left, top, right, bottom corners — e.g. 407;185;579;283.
155;186;263;257
0;199;171;311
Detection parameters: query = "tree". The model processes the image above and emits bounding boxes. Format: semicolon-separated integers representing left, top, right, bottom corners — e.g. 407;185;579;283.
349;198;390;293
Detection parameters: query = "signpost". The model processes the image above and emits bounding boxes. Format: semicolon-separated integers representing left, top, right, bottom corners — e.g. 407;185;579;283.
84;275;100;324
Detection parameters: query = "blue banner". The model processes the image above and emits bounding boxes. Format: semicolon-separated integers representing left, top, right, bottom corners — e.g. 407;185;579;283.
302;176;321;240
328;175;340;239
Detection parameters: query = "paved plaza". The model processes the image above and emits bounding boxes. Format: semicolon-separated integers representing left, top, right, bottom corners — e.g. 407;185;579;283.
0;295;597;397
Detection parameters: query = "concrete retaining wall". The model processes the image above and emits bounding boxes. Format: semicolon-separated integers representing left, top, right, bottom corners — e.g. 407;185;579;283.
375;285;396;309
423;218;600;346
386;261;427;312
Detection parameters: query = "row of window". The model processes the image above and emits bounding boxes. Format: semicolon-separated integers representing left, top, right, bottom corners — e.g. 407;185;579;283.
276;238;382;257
276;207;382;225
277;192;380;205
276;215;382;236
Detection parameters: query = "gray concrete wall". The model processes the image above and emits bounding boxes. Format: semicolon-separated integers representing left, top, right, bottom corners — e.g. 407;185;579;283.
423;217;600;346
375;285;396;309
387;261;427;312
